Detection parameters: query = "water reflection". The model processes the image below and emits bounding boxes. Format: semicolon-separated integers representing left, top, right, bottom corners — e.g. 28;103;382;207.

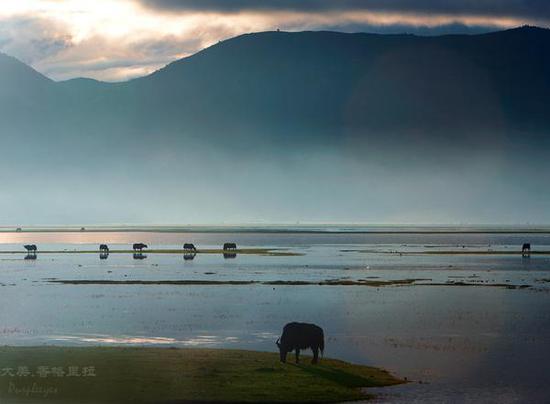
99;252;109;260
49;334;240;347
133;253;147;260
183;253;196;261
223;252;237;259
24;253;37;260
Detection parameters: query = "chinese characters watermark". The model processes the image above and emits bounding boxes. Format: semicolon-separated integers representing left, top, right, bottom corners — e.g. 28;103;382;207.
0;366;96;378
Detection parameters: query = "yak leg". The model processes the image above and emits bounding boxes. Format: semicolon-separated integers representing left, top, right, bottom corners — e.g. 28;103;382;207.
312;346;319;364
295;349;300;364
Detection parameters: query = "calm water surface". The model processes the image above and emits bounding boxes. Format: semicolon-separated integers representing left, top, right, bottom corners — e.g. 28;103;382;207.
0;230;549;403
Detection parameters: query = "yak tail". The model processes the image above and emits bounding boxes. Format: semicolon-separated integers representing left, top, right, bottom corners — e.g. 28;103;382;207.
320;331;325;356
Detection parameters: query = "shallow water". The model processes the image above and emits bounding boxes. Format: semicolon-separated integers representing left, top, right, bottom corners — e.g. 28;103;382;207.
0;230;549;402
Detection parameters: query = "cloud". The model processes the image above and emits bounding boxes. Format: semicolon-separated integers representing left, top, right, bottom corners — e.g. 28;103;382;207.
138;0;550;21
0;16;73;66
33;34;205;81
1;1;548;81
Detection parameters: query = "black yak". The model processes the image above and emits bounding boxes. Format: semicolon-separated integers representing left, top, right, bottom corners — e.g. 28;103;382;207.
99;244;109;252
24;245;37;253
133;243;147;251
522;243;531;256
183;243;196;251
276;322;324;364
223;243;237;250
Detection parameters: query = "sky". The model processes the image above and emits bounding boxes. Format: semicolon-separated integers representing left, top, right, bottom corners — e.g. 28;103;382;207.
0;0;549;81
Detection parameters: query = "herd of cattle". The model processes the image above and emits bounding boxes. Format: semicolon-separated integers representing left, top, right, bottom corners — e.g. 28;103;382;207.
21;244;326;363
24;243;238;253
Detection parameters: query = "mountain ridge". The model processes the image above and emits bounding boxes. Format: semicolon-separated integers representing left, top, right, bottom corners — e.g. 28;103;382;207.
1;25;550;145
0;26;550;223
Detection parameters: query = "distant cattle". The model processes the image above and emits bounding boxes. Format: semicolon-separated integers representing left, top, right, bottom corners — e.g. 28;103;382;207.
276;322;324;364
99;244;109;252
24;245;37;253
133;243;147;251
183;243;196;251
223;243;237;251
522;243;531;256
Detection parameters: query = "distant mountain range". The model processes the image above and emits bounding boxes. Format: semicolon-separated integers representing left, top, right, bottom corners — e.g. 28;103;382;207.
1;26;549;223
2;26;550;148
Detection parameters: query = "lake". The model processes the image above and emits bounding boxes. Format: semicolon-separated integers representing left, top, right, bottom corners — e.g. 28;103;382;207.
0;228;549;402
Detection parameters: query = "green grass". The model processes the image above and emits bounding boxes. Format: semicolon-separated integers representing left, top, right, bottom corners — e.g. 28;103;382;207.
0;347;403;403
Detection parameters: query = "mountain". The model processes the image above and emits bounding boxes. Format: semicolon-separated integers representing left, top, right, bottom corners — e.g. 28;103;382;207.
0;52;55;120
2;26;550;149
133;25;550;140
1;26;549;224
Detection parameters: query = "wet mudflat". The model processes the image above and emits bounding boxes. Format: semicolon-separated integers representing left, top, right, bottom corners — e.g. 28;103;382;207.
0;230;549;402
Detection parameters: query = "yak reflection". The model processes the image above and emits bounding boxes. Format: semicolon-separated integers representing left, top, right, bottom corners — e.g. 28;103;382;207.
183;253;196;261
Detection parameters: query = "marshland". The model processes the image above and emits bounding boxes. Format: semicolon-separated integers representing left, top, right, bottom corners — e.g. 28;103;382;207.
0;227;548;402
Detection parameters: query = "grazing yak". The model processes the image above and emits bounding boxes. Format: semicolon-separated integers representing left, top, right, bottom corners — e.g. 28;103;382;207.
276;322;324;364
522;243;531;256
99;244;109;252
223;243;237;251
183;243;196;251
133;243;147;252
24;245;37;253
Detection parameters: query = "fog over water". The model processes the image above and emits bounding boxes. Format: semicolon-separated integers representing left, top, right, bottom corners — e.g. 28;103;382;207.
1;138;549;225
1;28;550;225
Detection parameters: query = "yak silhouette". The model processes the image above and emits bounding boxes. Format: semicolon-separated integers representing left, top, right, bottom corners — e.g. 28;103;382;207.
276;322;324;364
183;243;196;251
133;243;147;252
24;245;37;253
99;244;109;252
223;243;237;251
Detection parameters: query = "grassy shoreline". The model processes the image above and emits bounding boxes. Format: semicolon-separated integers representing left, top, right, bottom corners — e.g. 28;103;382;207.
45;278;533;289
0;249;301;257
347;249;550;255
0;347;404;403
47;278;424;287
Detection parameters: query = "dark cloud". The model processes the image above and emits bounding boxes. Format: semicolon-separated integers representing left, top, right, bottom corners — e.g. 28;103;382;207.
138;0;550;21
